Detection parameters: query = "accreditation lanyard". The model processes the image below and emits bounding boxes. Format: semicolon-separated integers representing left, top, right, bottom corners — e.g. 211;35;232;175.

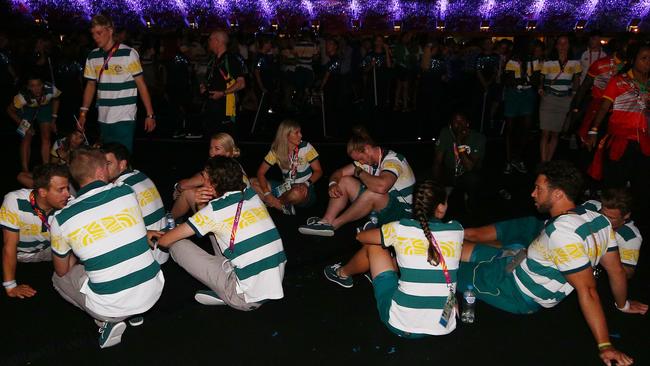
452;143;463;177
29;190;50;232
97;42;120;83
288;145;299;181
549;59;569;86
228;197;244;253
425;230;452;288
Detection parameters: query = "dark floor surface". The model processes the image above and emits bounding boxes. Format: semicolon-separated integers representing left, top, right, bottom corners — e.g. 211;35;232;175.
1;113;649;366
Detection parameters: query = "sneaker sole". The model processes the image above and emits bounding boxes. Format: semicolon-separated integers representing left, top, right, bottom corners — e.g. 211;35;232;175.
128;318;144;327
298;227;334;237
99;322;127;349
323;268;353;288
195;293;227;306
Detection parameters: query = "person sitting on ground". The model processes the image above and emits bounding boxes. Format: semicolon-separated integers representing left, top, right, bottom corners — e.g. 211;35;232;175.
16;128;86;189
457;160;647;366
325;180;464;339
1;164;70;299
101;142;169;263
171;133;247;219
157;157;286;310
433;112;486;209
7;73;61;173
581;188;642;280
251;120;322;215
50;148;164;348
299;126;415;236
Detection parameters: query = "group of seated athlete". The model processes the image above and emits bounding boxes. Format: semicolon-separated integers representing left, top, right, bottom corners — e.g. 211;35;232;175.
1;120;647;365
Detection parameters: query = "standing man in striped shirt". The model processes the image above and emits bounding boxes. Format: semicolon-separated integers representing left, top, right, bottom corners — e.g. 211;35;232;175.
77;15;156;152
158;157;286;310
458;161;646;366
51;148;164;348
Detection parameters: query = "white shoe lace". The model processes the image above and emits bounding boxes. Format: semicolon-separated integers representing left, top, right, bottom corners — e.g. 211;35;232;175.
306;217;324;225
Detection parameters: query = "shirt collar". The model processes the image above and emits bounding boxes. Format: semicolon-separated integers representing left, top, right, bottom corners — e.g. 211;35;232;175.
77;180;107;196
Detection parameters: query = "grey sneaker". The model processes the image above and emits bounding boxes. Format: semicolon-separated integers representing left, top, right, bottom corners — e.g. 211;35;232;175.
194;290;226;306
128;316;144;327
324;263;353;288
299;217;334;236
98;321;127;349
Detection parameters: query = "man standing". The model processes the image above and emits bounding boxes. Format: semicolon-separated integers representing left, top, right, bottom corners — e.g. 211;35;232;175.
580;31;607;83
1;164;70;298
200;30;246;137
458;161;646;366
77;15;156;152
50;148;164;348
299;127;415;236
102;142;168;263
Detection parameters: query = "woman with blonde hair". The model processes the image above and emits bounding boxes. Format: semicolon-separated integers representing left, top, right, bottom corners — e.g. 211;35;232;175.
252;120;322;214
171;133;247;218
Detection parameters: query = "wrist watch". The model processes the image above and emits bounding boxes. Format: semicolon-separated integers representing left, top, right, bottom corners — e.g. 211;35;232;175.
147;114;156;120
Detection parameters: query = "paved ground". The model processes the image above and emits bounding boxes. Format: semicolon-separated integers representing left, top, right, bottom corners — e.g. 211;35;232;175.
2;127;648;366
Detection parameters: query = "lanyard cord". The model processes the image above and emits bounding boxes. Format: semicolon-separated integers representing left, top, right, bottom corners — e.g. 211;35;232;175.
228;195;244;253
29;190;50;231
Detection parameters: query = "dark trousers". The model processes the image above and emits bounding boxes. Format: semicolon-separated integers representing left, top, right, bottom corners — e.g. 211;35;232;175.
603;142;650;223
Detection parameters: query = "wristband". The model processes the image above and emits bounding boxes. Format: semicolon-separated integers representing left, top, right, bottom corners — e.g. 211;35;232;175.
146;114;156;119
3;280;17;289
598;342;612;351
615;300;630;312
263;191;272;197
587;130;598;135
79;107;89;111
51;114;58;118
328;181;338;187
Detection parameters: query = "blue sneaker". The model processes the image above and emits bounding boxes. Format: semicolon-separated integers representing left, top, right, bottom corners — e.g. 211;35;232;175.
299;217;335;237
98;321;127;349
324;263;353;288
194;290;226;306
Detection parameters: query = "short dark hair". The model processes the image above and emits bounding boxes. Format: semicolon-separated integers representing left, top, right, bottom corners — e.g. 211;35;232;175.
69;147;106;184
101;142;131;166
33;164;70;190
600;187;634;216
537;160;584;203
205;157;246;194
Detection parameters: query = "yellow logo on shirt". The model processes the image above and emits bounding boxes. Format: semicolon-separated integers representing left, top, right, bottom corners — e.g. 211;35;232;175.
67;206;141;247
0;207;19;227
224;207;270;231
138;187;161;207
619;248;639;263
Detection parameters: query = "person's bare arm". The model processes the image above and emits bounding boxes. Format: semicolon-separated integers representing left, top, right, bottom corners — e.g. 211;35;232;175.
6;103;21;126
3;229;37;298
158;223;195;247
52;252;75;277
600;250;648;314
327;163;355;198
134;75;156;132
178;172;206;192
572;74;594;109
464;225;497;243
308;160;323;185
358;170;397;194
356;228;382;245
586;98;613;151
78;80;97;130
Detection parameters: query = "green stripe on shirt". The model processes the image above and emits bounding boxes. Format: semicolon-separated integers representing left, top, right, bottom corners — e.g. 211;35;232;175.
97;80;137;91
574;215;610;240
524;258;567;284
97;96;137;107
392;289;448;309
83;236;150;271
399;267;458;283
122;171;148;186
227;228;281;260
234;251;286;280
616;225;636;241
55;185;134;226
87;48;133;59
144;206;165;227
87;260;160;295
18;240;49;249
514;265;568;301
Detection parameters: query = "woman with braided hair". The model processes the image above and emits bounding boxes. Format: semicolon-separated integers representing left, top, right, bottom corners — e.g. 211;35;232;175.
324;180;464;337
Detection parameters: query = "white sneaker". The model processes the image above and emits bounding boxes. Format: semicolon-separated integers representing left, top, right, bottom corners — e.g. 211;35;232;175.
98;321;127;349
194;290;226;306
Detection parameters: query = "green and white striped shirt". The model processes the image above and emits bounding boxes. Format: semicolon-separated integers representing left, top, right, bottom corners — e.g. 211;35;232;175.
187;187;286;303
0;189;52;254
381;218;464;335
514;207;615;308
264;140;319;184
51;181;164;317
115;170;166;231
357;150;415;211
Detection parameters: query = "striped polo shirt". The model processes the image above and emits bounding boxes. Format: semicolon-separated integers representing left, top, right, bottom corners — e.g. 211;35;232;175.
294;40;317;70
581;200;642;267
357;149;415;212
513;207;615;308
380;218;464;335
264;140;319;184
114;170;166;231
541;60;581;96
50;181;164;317
187;187;286;303
13;83;61;109
83;44;143;125
0;189;52;254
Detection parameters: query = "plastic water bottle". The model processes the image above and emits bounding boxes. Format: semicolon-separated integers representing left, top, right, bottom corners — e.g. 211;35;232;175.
461;285;476;324
165;212;176;230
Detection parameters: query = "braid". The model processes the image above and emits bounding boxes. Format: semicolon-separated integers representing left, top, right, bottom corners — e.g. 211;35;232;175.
413;180;447;266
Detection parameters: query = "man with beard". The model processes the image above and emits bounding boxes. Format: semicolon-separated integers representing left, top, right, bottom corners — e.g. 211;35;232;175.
458;160;646;366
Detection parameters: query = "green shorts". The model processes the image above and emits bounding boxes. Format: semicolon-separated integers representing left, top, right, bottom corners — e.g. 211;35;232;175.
504;87;536;118
494;216;545;247
358;185;411;224
269;179;316;208
373;270;427;339
457;245;541;315
19;104;53;124
99;121;136;152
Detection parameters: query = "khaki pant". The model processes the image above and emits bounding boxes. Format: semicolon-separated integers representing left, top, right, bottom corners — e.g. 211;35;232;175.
17;247;52;262
52;264;127;323
169;239;261;311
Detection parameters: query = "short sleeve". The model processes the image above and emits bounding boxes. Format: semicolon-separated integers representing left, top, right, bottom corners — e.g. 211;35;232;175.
616;225;642;267
186;204;218;238
0;194;20;231
83;55;97;80
380;221;400;248
381;156;403;177
50;217;71;257
548;219;591;275
264;150;277;166
573;61;583;75
540;61;550;75
304;142;319;163
51;85;62;98
602;76;623;103
128;49;144;77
